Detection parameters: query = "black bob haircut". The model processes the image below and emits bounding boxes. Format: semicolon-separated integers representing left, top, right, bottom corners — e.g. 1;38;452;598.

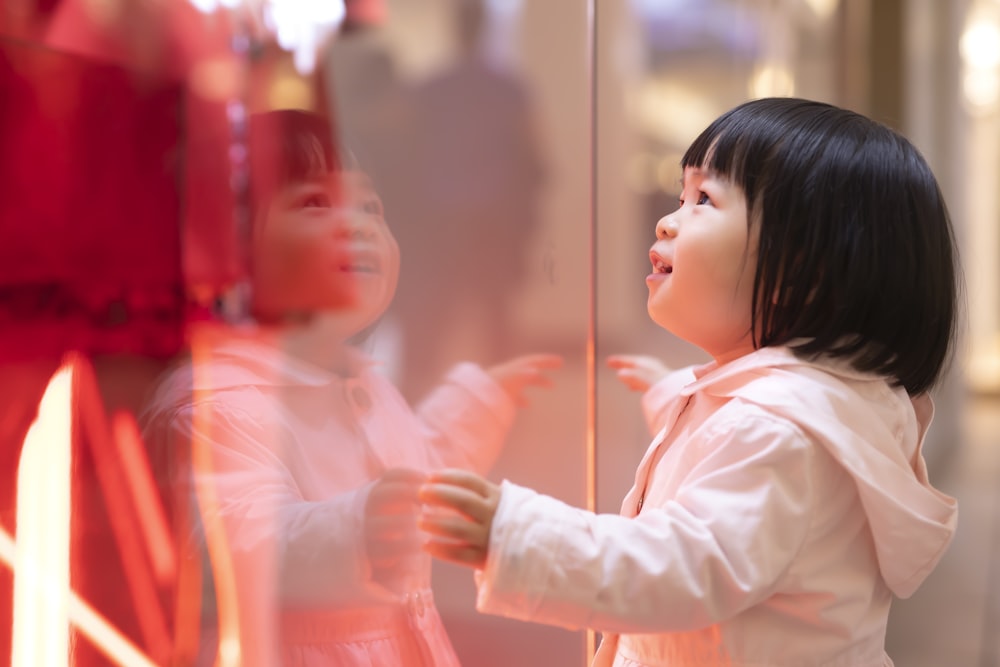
682;97;960;395
247;109;354;218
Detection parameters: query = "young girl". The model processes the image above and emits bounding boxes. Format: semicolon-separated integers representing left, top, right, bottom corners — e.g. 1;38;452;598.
141;109;561;666
418;97;960;666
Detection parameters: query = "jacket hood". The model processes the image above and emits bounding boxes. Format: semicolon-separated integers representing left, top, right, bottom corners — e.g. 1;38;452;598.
680;346;958;599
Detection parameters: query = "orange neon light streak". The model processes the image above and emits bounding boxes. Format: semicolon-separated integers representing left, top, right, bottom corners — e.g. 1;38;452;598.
11;361;74;667
77;366;173;662
112;411;177;585
0;527;157;667
191;339;242;667
4;357;165;667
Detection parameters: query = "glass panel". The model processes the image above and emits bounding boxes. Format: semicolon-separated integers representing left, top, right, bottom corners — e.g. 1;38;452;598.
326;2;591;664
1;0;591;665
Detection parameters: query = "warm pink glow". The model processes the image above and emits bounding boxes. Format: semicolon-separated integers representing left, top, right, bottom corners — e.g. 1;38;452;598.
112;410;177;585
11;360;74;667
189;57;243;101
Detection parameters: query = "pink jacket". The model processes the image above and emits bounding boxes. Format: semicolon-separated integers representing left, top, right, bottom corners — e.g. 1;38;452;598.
475;346;957;666
142;329;516;667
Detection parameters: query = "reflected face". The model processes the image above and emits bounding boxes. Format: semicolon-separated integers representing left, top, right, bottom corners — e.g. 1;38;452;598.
646;166;757;363
251;170;399;334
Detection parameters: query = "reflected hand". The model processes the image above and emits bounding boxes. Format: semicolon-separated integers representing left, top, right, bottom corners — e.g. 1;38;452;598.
364;468;427;590
606;354;672;392
486;354;563;407
418;469;501;570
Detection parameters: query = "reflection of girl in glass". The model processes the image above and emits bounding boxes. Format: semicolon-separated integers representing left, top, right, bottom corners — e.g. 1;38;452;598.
142;110;560;666
420;97;960;667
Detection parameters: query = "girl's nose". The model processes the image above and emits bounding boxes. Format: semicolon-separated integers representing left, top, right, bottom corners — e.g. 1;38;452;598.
334;209;375;239
655;215;679;240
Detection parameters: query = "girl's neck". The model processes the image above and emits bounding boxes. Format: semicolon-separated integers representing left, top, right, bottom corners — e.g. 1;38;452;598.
275;317;355;376
710;341;758;367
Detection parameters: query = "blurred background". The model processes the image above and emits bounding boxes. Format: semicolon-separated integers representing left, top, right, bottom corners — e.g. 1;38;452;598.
1;0;998;665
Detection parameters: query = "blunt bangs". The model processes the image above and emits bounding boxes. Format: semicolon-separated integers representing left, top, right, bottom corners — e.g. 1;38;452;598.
682;98;959;395
248;109;340;212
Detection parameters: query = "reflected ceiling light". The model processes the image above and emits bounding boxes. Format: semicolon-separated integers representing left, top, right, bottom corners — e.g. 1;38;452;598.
750;64;795;98
629;80;718;147
263;0;346;74
803;0;838;20
487;0;522;15
188;0;346;74
961;6;1000;112
629;0;688;19
963;68;1000;109
268;71;315;109
190;58;243;101
961;18;1000;69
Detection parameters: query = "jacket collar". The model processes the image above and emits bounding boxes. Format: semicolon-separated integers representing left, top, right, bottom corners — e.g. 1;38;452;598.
679;343;884;398
183;323;377;391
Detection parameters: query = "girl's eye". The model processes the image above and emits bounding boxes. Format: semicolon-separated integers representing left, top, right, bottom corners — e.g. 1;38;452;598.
678;193;710;207
362;197;384;217
301;194;333;208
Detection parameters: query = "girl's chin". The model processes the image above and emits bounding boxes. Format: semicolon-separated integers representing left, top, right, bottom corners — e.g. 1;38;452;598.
314;309;382;338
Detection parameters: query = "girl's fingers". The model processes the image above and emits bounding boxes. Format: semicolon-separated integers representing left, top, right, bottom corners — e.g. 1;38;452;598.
423;468;496;499
616;371;648;392
505;353;563;369
606;354;635;369
524;353;564;369
417;509;486;543
421;538;487;569
419;483;493;523
367;468;427;509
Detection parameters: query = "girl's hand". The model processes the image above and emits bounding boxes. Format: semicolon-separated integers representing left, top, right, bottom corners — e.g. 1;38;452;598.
606;354;672;393
418;469;502;569
365;468;427;590
486;354;563;407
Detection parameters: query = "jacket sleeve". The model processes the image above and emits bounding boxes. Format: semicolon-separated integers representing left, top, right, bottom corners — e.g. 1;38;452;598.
475;413;816;634
413;362;518;473
167;400;392;606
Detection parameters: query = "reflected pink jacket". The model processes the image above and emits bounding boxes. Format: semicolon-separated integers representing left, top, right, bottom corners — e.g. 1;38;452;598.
475;346;957;667
143;330;516;667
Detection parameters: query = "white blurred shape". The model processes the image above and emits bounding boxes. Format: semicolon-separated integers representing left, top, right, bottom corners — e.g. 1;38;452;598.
803;0;838;20
961;19;1000;69
12;363;74;667
187;0;346;74
264;0;346;74
750;64;795;98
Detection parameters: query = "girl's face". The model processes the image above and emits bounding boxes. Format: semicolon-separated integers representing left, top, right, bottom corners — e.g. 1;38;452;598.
646;166;758;364
251;170;400;336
